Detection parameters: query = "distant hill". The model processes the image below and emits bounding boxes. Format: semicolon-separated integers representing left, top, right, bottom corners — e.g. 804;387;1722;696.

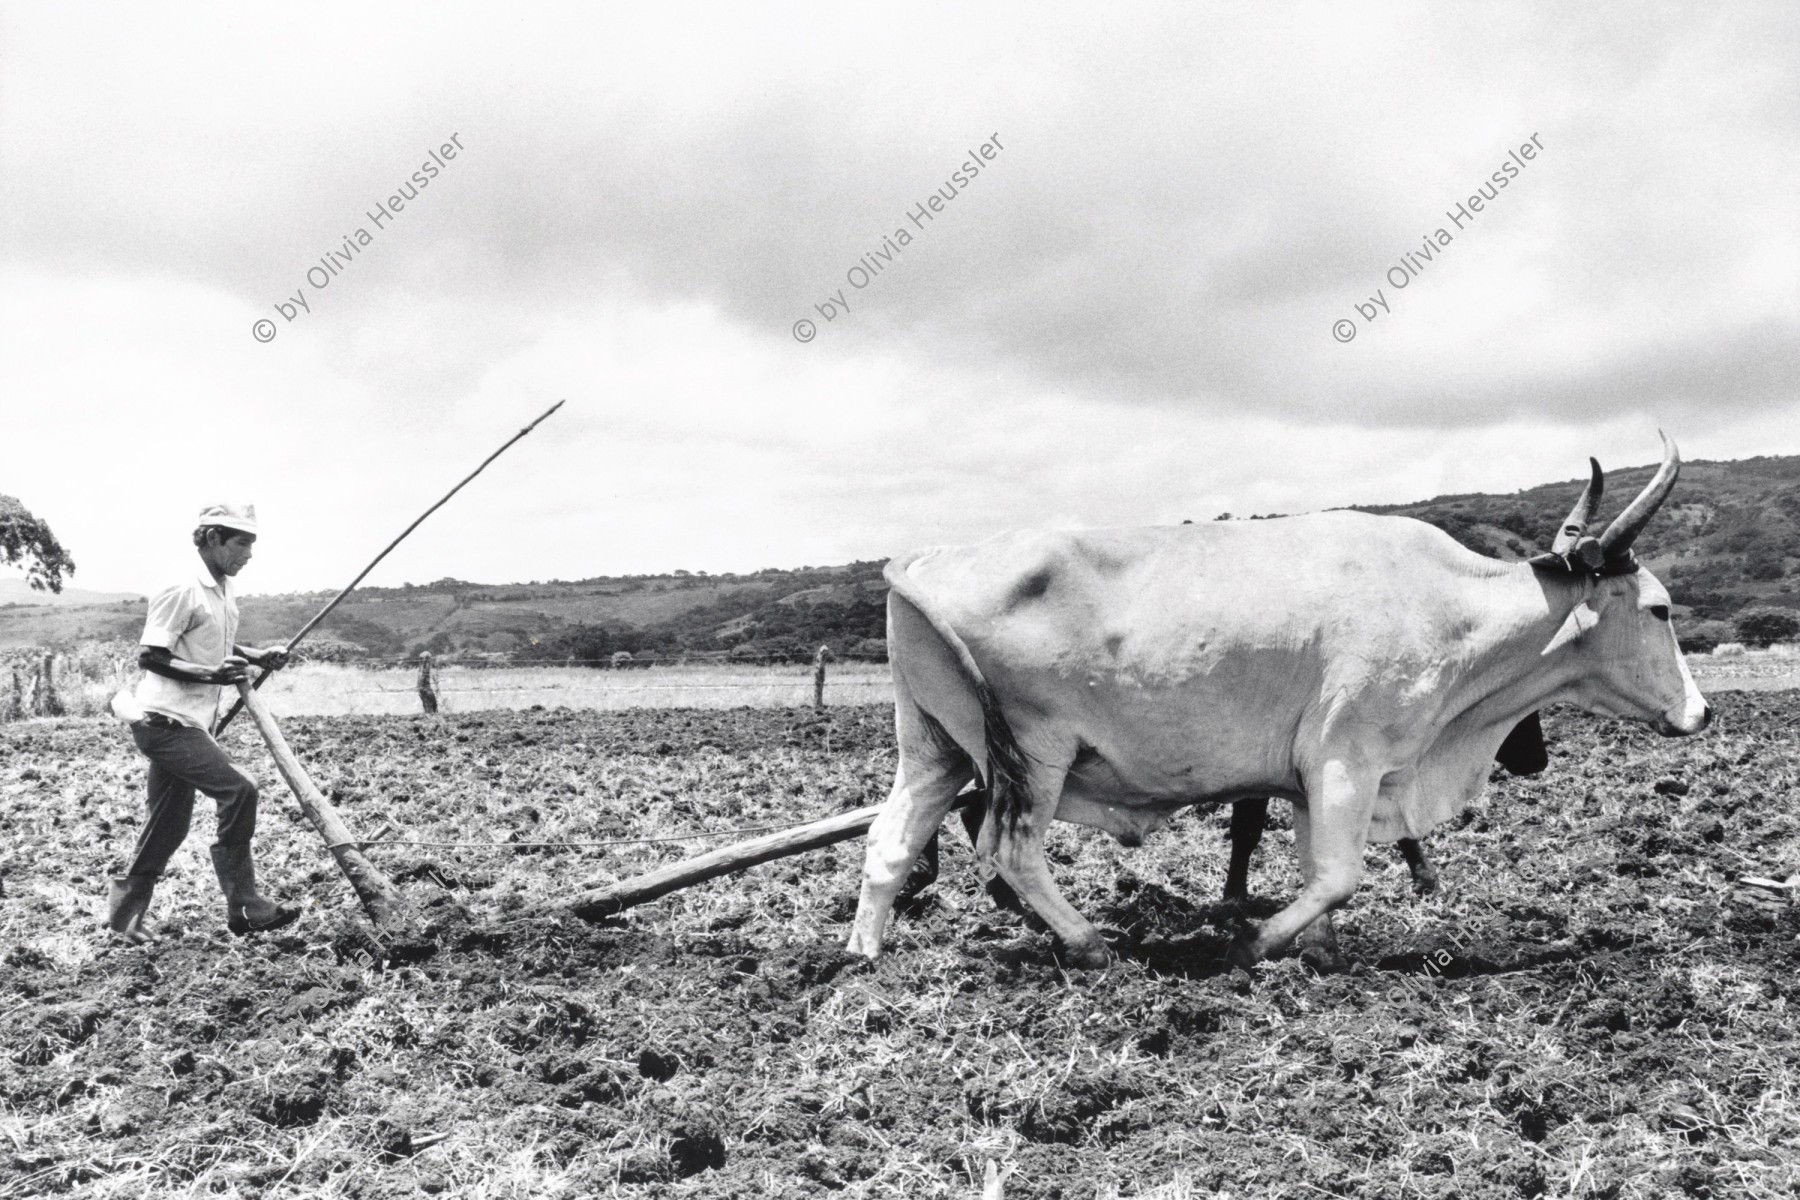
0;578;142;608
0;578;149;650
3;453;1794;659
233;562;895;663
0;563;895;662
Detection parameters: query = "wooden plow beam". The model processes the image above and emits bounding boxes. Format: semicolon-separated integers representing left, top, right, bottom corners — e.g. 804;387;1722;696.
562;791;981;922
235;681;411;933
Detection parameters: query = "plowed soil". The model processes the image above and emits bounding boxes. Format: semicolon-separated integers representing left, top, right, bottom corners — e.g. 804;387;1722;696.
3;695;1799;1198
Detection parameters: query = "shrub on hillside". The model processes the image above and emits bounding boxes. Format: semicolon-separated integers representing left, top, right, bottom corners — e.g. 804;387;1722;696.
1676;619;1736;654
1735;606;1800;648
292;639;368;664
317;614;405;657
1743;547;1786;581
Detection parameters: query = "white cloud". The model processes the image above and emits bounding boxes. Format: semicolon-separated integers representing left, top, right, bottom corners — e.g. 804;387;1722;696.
3;1;1796;598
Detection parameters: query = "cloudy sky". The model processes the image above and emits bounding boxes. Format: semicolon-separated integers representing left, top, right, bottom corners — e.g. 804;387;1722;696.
3;2;1796;596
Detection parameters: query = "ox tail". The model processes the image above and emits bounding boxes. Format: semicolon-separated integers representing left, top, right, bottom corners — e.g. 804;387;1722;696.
978;681;1032;831
885;556;1036;832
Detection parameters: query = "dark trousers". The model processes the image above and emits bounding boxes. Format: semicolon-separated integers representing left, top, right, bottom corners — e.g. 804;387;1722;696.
126;720;260;877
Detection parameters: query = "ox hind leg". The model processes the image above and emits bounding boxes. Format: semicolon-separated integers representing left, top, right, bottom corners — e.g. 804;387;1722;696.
846;718;973;960
950;788;1025;913
895;787;1024;913
981;748;1113;968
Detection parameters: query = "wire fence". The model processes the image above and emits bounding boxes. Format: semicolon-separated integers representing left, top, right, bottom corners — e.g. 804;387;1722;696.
293;651;887;668
261;663;896;716
324;681;888;694
0;644;897;721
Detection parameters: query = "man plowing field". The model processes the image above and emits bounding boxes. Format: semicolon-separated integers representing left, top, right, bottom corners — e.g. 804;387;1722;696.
105;504;301;944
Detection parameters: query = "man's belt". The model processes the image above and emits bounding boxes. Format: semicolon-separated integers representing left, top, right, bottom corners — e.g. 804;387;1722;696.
137;712;185;730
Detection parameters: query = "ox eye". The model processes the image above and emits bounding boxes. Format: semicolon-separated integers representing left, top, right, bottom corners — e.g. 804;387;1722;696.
1649;605;1670;622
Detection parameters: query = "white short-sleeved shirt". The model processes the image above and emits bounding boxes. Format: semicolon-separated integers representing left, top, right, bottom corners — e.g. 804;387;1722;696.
134;558;240;730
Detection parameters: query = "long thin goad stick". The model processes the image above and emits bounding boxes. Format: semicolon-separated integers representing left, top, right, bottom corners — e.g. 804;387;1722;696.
215;399;565;733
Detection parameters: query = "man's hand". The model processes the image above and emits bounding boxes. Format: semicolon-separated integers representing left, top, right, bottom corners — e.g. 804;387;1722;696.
212;655;251;684
237;646;291;672
251;646;291;671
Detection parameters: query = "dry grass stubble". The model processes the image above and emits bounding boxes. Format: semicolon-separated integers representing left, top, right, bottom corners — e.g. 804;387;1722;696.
1;696;1798;1197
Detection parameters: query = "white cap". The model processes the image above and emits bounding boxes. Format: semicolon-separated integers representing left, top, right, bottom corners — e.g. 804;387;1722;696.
197;502;258;535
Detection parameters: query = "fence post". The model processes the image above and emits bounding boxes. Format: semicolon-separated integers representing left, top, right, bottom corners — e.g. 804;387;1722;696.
5;664;21;722
38;652;63;717
813;645;832;709
417;652;438;714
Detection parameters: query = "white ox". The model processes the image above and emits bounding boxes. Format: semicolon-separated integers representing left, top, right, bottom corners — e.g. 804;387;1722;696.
848;438;1710;970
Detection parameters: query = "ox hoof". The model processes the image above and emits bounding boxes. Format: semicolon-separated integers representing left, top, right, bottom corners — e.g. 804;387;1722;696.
843;930;883;961
985;877;1026;915
897;859;939;904
1298;945;1350;975
1056;937;1114;971
1410;866;1440;896
1226;935;1261;971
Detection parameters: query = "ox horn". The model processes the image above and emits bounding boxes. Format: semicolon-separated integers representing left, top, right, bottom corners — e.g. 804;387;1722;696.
1549;457;1604;556
1596;432;1680;562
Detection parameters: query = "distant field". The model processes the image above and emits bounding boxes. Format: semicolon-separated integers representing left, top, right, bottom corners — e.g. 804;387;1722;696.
15;646;1798;725
255;661;897;717
1688;644;1800;692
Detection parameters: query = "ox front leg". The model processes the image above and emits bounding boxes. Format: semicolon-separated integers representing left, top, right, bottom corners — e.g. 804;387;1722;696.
1229;759;1374;971
1223;797;1270;903
847;758;970;960
1284;804;1347;974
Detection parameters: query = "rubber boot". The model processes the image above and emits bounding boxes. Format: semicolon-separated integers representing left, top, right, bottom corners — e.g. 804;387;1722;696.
209;844;300;935
104;874;158;945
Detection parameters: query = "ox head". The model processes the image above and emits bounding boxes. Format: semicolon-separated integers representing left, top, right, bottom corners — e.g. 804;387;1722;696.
1530;433;1710;737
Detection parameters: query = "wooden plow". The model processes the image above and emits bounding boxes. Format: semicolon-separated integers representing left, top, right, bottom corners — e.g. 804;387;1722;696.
227;401;562;953
199;394;944;941
235;680;412;937
556;791;979;922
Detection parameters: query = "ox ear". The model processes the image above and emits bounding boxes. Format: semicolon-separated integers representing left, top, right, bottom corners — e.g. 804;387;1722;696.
1541;601;1599;656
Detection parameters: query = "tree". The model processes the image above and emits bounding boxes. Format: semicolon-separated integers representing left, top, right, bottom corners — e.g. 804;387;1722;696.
1676;618;1736;654
0;494;75;593
1734;606;1800;648
1742;546;1785;581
